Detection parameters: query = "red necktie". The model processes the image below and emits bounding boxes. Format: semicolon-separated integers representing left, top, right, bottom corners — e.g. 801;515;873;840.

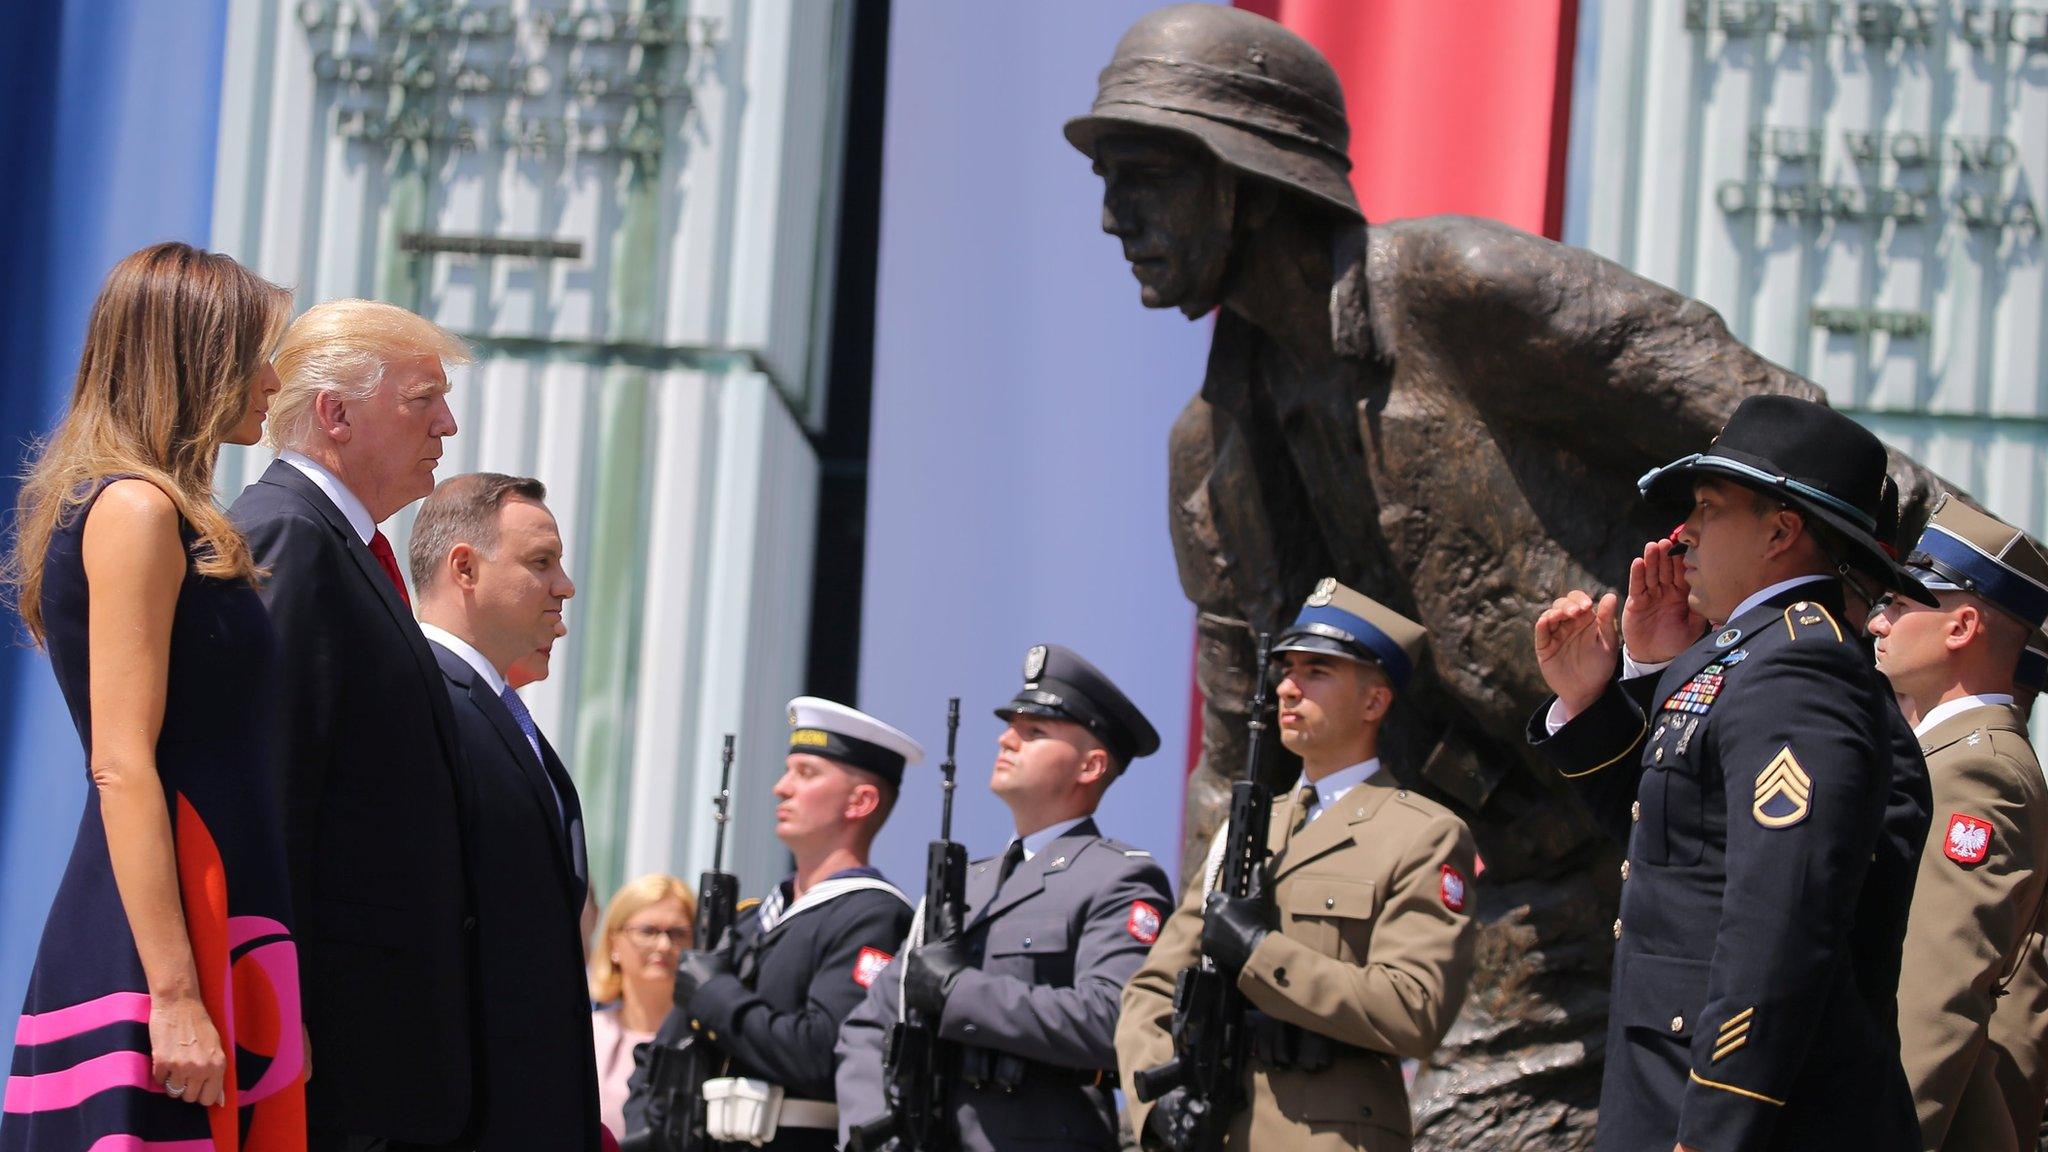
369;530;411;606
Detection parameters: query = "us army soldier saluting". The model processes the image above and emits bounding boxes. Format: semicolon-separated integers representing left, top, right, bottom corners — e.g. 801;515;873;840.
1530;395;1934;1151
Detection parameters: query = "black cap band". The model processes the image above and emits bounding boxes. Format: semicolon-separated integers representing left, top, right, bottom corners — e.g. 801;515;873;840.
998;684;1134;764
788;728;906;785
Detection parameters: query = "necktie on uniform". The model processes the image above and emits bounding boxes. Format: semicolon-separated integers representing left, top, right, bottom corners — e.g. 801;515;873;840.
368;530;410;606
1280;783;1319;852
1296;783;1322;828
995;838;1027;891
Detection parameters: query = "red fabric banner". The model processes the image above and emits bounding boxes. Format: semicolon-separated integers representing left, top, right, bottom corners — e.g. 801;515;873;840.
1238;0;1580;239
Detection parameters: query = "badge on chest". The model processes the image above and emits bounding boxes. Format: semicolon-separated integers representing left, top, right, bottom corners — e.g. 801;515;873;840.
1664;666;1727;715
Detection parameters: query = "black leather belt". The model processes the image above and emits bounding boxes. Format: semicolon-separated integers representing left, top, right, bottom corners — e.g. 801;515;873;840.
956;1046;1112;1091
1246;1010;1375;1073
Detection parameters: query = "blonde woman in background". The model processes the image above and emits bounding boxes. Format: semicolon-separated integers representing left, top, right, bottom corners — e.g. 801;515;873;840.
590;875;697;1141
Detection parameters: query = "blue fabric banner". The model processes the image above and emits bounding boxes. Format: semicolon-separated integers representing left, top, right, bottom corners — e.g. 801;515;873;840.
0;0;229;1076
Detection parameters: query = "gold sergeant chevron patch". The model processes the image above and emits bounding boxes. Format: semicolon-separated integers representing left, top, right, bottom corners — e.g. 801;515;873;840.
1753;747;1812;828
1714;1007;1754;1062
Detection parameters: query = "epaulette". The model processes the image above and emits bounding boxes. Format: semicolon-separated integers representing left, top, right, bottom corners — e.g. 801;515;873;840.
1094;836;1152;859
1781;599;1843;643
736;897;762;914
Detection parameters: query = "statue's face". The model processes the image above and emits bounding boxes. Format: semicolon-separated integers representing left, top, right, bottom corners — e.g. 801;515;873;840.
1093;132;1237;318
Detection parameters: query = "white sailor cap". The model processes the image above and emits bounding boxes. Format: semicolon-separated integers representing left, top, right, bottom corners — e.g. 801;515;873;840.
786;696;924;785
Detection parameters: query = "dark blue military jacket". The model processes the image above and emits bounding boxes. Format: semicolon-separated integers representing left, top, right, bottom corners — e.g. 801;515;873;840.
1529;582;1931;1152
626;876;913;1151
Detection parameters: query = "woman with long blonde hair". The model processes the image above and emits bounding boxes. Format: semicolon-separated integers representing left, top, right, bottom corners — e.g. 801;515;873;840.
0;242;307;1151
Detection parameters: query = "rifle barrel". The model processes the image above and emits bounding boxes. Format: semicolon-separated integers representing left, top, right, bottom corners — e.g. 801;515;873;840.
712;733;734;869
938;697;960;840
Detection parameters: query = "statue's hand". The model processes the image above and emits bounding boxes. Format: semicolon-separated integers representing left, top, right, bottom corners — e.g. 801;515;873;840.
1621;537;1707;665
1534;590;1619;720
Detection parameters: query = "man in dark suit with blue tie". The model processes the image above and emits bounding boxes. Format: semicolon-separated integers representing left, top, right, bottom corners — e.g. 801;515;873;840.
409;472;598;1152
230;299;477;1151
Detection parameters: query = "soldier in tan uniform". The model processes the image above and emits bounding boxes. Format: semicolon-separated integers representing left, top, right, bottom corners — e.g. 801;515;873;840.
2003;638;2048;1152
1868;495;2048;1151
1116;580;1477;1151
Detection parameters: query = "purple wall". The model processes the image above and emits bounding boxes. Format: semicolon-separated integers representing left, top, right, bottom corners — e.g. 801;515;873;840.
857;1;1219;888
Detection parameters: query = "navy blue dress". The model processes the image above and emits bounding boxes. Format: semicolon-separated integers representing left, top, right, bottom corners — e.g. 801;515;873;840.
2;478;306;1150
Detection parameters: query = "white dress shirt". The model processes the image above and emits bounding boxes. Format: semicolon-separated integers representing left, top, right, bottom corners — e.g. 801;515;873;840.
418;621;507;695
279;449;375;543
420;621;566;826
1912;693;2017;739
1293;758;1383;824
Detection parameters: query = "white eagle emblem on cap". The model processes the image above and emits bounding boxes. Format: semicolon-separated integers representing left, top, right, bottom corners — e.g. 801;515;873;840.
1307;577;1336;607
1024;645;1048;681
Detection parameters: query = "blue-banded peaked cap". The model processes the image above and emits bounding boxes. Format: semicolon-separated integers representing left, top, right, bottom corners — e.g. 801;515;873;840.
997;644;1160;764
1905;493;2048;633
1273;578;1428;691
1637;394;1935;605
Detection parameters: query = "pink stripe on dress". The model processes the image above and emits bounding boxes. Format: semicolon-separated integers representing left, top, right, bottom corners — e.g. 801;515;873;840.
1;1050;157;1113
12;991;151;1046
85;1138;217;1152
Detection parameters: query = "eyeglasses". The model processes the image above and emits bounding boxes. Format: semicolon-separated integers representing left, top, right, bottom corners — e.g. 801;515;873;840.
619;925;693;949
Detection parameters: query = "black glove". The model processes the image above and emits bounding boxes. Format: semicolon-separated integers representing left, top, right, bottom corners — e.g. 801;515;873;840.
675;947;733;1008
903;934;972;1019
1141;1088;1203;1152
1200;891;1273;976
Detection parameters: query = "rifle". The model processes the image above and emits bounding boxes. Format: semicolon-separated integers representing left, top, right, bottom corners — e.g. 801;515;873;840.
1130;633;1276;1152
847;698;964;1152
621;734;742;1152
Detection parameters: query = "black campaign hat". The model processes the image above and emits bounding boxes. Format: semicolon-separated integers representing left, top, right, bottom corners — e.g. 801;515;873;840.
1637;394;1936;605
996;644;1161;764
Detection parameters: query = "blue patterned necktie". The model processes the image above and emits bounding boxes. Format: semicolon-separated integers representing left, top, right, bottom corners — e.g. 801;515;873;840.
499;686;567;833
498;685;543;763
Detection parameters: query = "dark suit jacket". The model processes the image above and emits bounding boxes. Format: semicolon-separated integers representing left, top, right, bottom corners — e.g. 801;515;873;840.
231;459;475;1142
430;639;601;1152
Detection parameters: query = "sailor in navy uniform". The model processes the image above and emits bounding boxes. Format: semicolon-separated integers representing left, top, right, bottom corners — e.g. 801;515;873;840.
625;698;920;1150
835;645;1175;1152
1528;394;1934;1152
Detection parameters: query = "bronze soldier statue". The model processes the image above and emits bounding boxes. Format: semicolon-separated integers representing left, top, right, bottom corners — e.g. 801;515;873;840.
1066;6;1942;1147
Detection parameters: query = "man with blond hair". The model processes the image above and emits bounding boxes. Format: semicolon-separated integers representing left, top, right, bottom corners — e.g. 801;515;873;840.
230;298;477;1151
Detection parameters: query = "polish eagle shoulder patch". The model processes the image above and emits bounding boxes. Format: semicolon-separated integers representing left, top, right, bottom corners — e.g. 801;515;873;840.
1440;864;1468;912
1128;900;1162;944
1944;814;1992;865
1752;747;1812;828
852;946;892;988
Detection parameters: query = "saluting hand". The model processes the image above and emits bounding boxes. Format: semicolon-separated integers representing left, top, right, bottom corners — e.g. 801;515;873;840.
1534;589;1619;721
1622;537;1706;664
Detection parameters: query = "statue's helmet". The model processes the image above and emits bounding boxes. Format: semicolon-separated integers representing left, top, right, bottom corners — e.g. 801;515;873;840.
1064;4;1361;221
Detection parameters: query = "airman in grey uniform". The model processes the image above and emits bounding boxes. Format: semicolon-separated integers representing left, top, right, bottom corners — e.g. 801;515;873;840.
835;645;1175;1151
